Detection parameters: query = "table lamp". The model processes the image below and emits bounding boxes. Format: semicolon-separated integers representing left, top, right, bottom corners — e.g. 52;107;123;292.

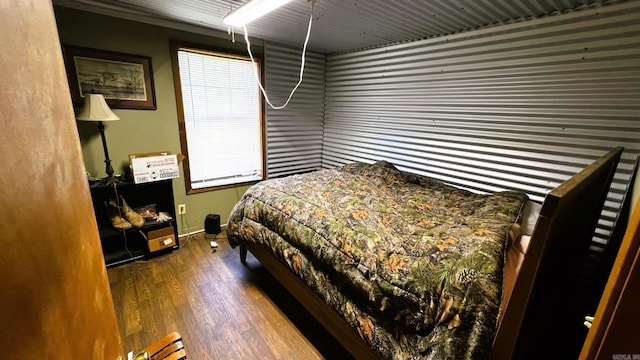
76;93;120;181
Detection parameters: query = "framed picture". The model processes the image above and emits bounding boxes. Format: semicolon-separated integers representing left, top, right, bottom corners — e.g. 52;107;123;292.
63;45;156;110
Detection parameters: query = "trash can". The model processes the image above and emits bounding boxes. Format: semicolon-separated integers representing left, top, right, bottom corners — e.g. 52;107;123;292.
204;214;221;235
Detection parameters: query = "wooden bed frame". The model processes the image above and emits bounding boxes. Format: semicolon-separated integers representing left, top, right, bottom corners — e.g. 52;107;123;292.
239;147;623;360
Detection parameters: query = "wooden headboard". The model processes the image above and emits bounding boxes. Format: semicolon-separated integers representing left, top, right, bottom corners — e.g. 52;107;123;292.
493;147;623;360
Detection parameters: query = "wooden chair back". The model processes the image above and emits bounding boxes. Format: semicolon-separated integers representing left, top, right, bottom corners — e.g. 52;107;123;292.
135;332;187;360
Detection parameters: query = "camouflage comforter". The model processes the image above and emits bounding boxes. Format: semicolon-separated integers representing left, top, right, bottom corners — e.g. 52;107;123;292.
227;161;528;359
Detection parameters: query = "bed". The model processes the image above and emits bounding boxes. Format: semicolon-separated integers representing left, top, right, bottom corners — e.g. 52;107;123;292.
226;147;622;359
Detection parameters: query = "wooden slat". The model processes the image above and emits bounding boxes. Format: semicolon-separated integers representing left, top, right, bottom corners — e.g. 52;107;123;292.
144;332;183;358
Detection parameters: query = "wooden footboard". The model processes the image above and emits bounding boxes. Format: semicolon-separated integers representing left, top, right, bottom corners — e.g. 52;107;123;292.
240;243;379;359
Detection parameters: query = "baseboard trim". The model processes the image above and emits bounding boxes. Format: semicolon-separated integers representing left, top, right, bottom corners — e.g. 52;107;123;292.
179;224;226;238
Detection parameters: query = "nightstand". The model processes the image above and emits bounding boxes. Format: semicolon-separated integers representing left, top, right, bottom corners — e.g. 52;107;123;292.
89;179;179;268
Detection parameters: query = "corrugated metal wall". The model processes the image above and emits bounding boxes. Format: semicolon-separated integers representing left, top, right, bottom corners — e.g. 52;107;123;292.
264;42;326;178
322;1;640;326
323;1;639;245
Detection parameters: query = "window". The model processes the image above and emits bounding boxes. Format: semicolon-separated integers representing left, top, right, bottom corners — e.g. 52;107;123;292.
171;41;265;193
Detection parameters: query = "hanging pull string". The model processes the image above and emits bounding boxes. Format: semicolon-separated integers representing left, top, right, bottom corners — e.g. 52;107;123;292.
242;4;314;110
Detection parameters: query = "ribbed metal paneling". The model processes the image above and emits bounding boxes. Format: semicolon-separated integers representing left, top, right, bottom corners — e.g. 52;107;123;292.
54;0;627;54
323;1;640;261
264;42;326;178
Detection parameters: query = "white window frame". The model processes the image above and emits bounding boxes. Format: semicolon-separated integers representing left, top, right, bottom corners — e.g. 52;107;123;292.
170;40;265;194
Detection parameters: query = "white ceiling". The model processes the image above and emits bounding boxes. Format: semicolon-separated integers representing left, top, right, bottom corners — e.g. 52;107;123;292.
53;0;616;54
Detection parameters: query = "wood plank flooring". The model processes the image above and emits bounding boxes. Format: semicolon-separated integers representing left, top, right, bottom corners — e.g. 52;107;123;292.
107;230;354;359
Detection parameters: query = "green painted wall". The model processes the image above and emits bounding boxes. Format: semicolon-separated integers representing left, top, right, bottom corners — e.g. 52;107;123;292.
54;6;256;235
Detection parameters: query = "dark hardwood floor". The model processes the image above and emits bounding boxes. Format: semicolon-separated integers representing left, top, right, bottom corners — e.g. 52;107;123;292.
107;230;354;359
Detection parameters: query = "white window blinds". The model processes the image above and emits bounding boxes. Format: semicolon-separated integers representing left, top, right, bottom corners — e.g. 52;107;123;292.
177;49;262;189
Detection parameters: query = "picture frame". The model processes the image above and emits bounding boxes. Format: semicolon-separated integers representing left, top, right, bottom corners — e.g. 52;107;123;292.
63;45;156;110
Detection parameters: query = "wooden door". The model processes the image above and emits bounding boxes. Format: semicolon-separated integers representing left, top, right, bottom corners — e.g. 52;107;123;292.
580;202;640;359
0;1;123;359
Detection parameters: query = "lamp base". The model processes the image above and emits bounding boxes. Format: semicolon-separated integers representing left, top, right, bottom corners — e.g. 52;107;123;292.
103;175;120;185
89;174;121;186
97;121;117;182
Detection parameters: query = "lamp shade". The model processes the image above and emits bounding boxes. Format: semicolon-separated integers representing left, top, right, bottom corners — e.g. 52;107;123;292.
76;94;119;122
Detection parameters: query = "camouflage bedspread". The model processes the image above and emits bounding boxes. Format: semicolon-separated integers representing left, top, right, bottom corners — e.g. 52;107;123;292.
227;161;528;359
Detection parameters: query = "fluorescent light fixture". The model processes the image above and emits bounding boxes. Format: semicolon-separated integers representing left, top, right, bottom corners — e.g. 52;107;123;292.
223;0;293;27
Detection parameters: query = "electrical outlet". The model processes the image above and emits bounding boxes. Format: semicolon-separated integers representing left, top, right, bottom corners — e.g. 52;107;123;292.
178;204;186;215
